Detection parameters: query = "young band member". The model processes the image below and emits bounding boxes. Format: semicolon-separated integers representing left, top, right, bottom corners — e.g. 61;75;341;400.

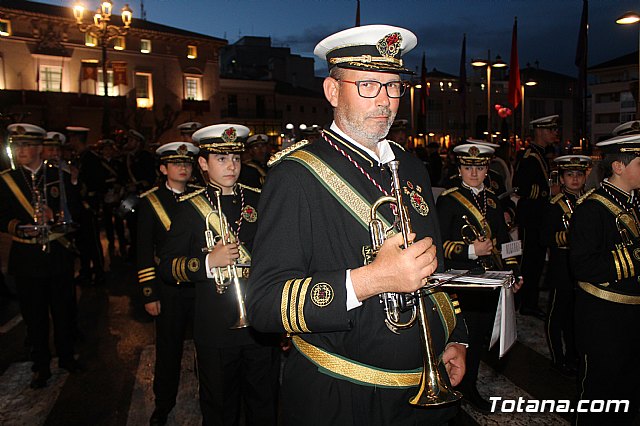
570;134;640;425
136;141;199;425
541;155;591;377
0;123;81;388
158;124;279;425
436;142;521;412
246;26;468;425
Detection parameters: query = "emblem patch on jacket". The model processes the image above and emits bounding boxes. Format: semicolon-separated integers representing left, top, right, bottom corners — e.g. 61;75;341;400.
403;181;429;216
311;283;334;307
242;205;258;222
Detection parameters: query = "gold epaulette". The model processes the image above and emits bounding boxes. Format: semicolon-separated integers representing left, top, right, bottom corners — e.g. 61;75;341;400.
388;140;405;151
267;139;311;167
139;186;159;199
486;187;496;195
0;168;11;175
238;183;261;193
179;187;205;202
550;193;564;204
576;188;596;205
440;187;459;197
187;183;203;189
523;148;532;158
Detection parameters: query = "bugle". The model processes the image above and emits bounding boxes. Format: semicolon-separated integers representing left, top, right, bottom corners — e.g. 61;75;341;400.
461;215;504;270
369;160;461;407
201;190;249;329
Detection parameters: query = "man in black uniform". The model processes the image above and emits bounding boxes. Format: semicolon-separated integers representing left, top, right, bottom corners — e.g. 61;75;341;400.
246;25;468;426
436;143;521;412
97;139;127;258
137;141;199;426
570;134;640;425
238;133;268;188
67;126;105;285
0;124;81;388
159;124;279;426
513;115;559;319
122;129;157;261
541;155;591;378
177;121;203;143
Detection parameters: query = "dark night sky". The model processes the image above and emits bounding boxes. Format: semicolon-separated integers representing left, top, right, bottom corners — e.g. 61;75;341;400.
43;0;639;78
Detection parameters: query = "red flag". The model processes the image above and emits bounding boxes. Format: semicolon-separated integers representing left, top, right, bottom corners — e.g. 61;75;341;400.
112;61;128;86
81;62;98;81
507;17;522;109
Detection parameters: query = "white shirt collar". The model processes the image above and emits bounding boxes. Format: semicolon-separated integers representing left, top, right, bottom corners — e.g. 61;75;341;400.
461;181;485;195
23;162;43;175
330;122;395;165
165;182;183;194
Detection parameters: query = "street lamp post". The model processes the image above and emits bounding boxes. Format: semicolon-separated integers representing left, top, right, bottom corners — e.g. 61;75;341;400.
520;79;538;145
616;11;640;119
73;0;132;138
471;50;506;142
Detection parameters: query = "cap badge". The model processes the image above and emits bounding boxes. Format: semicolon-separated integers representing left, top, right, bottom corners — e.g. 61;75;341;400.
16;125;26;135
632;122;640;131
177;144;188;156
376;32;402;58
222;127;237;143
570;157;580;164
468;146;480;157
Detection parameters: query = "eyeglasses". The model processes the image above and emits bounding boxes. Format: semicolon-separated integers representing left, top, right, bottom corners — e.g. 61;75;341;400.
337;79;408;98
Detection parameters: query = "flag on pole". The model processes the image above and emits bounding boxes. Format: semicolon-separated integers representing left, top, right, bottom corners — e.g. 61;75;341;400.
575;0;588;88
507;17;521;109
355;0;361;27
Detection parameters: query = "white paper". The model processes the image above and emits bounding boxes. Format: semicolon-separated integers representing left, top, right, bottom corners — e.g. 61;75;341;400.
490;287;517;358
501;240;522;258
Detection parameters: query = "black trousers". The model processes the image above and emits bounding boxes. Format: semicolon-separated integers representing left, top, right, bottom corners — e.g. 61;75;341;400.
153;284;195;411
545;261;577;366
15;273;75;372
518;221;546;310
77;205;104;277
195;343;280;426
456;288;500;389
102;202;126;250
575;290;640;425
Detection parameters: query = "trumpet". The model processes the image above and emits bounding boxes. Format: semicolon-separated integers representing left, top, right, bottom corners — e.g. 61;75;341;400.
561;198;574;231
616;210;640;247
461;215;504;270
369;160;461;407
17;170;51;252
201;190;250;330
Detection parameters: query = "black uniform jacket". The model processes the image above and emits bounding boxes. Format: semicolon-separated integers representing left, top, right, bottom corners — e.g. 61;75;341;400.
541;190;579;284
238;159;267;188
0;163;80;277
570;181;640;299
246;129;467;425
513;143;550;226
136;184;198;304
436;185;518;273
158;183;266;348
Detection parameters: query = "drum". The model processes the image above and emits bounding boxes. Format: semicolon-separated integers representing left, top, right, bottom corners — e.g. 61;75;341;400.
117;194;139;218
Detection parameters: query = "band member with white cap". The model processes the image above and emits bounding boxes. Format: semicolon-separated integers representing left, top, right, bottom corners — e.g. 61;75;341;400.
159;124;279;425
136;141;199;425
570;134;640;425
246;25;468;425
541;155;591;378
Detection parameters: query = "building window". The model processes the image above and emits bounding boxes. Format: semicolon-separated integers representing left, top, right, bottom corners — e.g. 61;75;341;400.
228;94;238;116
187;45;197;59
135;72;153;108
0;19;11;36
85;33;97;47
114;36;125;51
185;76;201;100
140;39;151;54
39;65;62;92
97;69;120;96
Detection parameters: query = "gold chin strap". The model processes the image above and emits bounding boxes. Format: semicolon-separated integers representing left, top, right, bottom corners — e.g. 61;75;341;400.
329;55;403;66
